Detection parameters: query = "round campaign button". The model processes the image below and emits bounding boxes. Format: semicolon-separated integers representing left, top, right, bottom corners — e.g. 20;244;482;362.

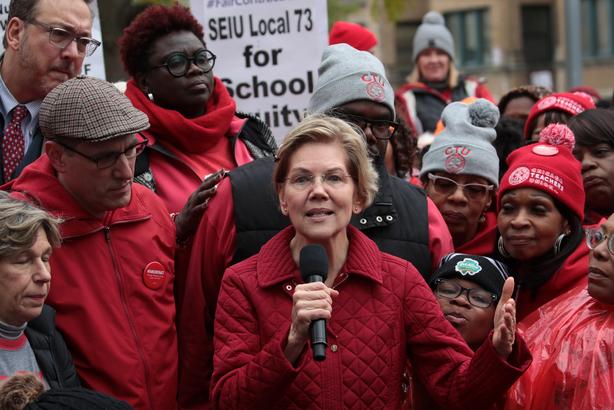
143;261;166;290
532;144;559;156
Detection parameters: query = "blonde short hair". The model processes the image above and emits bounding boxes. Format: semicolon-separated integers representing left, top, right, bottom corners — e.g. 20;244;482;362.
273;115;379;207
0;192;61;259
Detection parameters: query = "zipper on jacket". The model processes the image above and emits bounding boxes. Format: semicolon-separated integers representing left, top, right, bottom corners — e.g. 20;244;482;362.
104;226;155;410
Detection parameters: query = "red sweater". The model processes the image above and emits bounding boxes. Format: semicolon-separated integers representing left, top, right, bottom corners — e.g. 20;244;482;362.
211;225;531;409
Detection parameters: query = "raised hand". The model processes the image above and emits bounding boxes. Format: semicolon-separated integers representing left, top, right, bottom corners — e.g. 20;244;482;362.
492;277;517;358
175;169;227;244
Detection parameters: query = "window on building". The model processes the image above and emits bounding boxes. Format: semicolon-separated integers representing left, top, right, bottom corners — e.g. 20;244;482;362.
394;21;420;85
444;9;490;68
581;0;614;58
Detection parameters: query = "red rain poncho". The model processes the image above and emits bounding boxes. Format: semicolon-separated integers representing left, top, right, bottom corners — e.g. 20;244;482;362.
506;284;614;409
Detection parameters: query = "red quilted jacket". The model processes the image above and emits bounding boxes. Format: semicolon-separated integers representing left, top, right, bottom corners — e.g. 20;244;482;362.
211;225;531;409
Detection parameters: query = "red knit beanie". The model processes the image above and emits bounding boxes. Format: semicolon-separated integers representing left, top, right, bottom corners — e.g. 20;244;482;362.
498;123;585;221
524;92;595;138
329;21;377;51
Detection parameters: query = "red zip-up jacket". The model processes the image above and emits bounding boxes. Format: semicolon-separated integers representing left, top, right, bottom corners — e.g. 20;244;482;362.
211;225;531;409
6;155;178;410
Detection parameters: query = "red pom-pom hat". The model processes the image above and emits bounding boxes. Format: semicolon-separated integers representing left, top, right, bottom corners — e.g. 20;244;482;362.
329;21;377;51
524;92;595;139
498;123;585;221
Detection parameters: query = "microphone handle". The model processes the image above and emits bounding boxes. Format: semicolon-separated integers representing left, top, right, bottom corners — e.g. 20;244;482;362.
305;274;327;361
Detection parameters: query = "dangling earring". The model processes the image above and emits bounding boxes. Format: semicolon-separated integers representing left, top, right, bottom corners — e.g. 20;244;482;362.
281;205;288;215
498;237;511;258
147;92;154;101
353;206;360;214
478;212;486;224
553;233;567;255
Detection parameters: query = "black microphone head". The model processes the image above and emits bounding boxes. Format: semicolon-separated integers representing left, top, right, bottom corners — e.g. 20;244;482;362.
299;244;328;282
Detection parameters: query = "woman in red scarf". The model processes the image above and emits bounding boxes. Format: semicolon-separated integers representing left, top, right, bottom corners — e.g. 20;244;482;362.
118;5;276;240
496;124;589;320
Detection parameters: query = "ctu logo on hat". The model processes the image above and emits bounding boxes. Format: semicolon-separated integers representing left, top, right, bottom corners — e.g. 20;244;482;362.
361;72;385;102
508;166;530;185
444;146;471;173
455;258;482;276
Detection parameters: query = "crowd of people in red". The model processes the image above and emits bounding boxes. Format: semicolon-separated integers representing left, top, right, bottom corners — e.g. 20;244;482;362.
0;1;612;409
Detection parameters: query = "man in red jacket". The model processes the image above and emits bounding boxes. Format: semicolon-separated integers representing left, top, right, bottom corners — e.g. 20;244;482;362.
4;76;178;410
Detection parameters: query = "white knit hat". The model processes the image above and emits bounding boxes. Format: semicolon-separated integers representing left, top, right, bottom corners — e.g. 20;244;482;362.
420;99;500;186
308;44;395;117
412;11;455;61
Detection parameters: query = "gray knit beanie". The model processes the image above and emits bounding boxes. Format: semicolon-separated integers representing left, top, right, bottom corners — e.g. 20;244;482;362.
308;44;395;117
412;11;455;61
420;98;500;186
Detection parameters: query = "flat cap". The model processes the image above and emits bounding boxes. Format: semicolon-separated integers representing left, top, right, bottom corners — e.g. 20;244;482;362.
40;75;149;142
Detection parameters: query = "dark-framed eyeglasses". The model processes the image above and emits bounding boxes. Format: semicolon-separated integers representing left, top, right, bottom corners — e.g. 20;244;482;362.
434;279;497;308
337;113;399;140
427;173;494;201
586;228;614;255
286;171;353;191
55;137;148;169
151;49;216;77
27;19;101;57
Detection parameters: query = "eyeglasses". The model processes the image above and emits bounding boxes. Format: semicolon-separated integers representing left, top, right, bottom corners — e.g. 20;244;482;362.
286;171;353;191
585;228;614;255
434;279;497;308
338;113;399;140
55;138;148;169
427;173;494;201
151;49;216;77
27;20;101;57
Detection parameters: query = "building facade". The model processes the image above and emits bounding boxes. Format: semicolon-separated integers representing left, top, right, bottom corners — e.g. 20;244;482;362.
348;0;614;101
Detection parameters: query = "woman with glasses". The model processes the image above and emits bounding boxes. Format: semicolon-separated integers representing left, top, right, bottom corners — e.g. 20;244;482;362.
118;5;276;240
210;115;531;409
496;123;589;320
410;253;511;409
506;214;614;409
420;99;500;255
568;108;614;226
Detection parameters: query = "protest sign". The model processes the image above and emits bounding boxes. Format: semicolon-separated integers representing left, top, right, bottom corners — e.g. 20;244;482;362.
190;0;328;142
0;0;106;80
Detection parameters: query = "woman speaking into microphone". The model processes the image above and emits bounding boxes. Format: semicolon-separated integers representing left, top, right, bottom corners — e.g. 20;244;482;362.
211;116;531;409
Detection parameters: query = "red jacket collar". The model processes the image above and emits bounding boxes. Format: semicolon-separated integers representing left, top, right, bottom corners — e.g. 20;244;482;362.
255;225;384;288
6;155;151;238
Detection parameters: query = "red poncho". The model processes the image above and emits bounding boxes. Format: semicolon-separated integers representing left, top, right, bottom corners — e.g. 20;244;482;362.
506;285;614;409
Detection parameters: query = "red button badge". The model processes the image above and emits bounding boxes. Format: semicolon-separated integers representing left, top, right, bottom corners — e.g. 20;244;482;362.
143;261;166;290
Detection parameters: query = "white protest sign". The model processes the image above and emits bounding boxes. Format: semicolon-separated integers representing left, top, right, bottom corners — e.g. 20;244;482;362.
190;0;328;142
0;0;106;80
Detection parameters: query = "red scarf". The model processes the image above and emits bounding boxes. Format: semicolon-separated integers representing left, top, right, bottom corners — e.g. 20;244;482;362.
125;77;236;155
456;211;498;256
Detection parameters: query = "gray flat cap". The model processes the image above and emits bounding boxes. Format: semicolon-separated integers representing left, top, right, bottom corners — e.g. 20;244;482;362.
40;75;149;142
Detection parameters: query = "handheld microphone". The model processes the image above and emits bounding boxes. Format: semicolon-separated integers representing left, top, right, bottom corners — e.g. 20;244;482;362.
299;244;329;361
